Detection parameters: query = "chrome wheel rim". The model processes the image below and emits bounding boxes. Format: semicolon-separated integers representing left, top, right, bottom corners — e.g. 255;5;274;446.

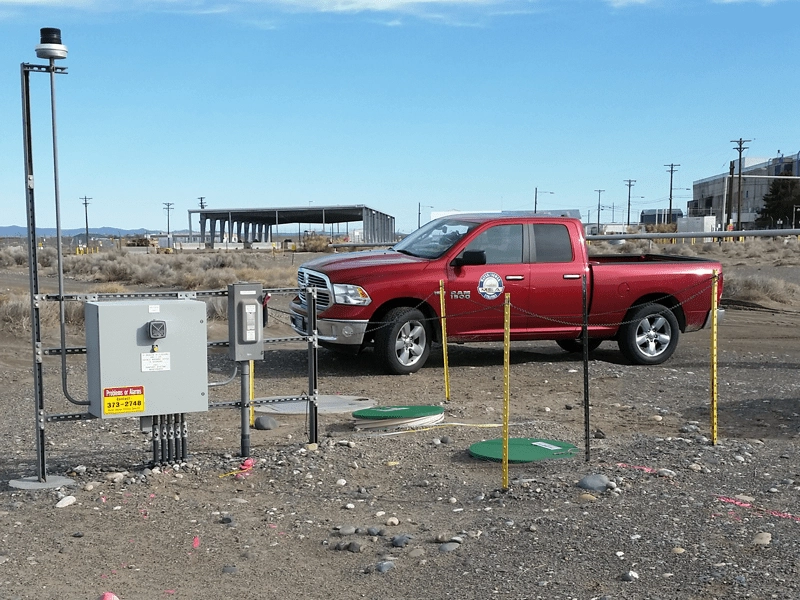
634;314;672;357
394;320;427;367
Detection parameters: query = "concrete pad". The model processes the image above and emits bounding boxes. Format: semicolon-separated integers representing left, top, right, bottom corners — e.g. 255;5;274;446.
9;475;76;490
255;395;375;415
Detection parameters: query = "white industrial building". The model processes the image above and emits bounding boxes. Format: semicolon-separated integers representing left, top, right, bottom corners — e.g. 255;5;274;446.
690;152;800;230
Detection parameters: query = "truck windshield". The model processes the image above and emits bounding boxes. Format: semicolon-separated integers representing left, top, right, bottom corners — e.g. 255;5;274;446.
394;217;480;259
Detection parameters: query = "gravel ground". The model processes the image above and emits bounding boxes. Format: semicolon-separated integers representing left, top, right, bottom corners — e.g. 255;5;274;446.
1;262;800;600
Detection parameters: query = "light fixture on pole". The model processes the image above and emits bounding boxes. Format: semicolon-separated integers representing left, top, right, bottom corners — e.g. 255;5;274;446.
417;203;433;229
534;187;554;213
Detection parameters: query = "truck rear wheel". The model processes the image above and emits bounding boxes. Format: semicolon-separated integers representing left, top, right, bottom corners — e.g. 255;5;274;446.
556;338;602;354
376;307;431;375
618;303;679;365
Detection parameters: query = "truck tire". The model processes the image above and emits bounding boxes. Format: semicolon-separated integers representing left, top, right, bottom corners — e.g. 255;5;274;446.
618;303;679;365
376;307;431;375
556;338;602;354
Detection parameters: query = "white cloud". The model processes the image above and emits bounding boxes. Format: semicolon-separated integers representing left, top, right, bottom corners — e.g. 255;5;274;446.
604;0;652;6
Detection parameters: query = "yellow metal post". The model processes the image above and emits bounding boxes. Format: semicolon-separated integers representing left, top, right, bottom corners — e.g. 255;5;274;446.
502;293;510;490
249;359;255;427
439;280;451;402
710;271;719;445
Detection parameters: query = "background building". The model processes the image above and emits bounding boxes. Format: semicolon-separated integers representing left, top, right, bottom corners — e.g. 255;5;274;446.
690;153;800;229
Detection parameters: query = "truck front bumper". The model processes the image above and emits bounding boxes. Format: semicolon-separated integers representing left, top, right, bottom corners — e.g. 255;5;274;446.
290;313;369;347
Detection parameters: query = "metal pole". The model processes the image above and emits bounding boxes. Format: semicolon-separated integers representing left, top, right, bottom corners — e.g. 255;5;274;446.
582;273;590;462
439;280;451;402
502;293;510;491
240;360;251;456
710;270;719;445
595;190;604;233
307;288;319;444
534;187;538;213
21;64;47;482
48;58;84;406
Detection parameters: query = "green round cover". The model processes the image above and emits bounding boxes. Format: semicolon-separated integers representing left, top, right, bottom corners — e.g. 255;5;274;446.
469;438;578;463
352;405;444;420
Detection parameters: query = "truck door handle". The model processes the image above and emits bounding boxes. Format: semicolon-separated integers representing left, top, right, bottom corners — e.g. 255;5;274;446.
563;274;581;280
505;275;524;281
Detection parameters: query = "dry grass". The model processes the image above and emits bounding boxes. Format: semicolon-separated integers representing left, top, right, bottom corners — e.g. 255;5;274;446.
722;275;800;305
56;250;298;290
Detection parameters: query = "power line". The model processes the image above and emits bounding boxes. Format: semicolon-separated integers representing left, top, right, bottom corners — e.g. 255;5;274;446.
198;196;206;209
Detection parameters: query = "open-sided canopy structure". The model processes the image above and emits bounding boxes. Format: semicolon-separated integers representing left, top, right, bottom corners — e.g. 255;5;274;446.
187;205;396;248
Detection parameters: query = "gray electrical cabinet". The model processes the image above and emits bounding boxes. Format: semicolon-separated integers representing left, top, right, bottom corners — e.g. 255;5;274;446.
85;299;208;419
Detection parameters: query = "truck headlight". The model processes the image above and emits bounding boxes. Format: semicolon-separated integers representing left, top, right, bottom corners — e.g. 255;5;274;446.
333;284;372;306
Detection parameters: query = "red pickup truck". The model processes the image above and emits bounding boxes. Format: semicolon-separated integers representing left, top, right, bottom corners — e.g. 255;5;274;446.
289;214;723;374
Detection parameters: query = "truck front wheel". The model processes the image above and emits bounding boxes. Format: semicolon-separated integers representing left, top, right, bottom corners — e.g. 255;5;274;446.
376;307;431;375
618;303;679;365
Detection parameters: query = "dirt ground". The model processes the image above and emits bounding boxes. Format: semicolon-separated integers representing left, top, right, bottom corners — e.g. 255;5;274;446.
2;256;800;600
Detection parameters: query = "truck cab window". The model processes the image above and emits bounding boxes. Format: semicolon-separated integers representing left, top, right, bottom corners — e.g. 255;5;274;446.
533;224;573;263
464;224;523;264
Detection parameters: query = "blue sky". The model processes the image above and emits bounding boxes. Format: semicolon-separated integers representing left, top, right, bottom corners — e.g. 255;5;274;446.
0;0;797;235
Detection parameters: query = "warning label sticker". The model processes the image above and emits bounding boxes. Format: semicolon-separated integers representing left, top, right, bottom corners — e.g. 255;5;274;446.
103;386;145;415
141;352;171;372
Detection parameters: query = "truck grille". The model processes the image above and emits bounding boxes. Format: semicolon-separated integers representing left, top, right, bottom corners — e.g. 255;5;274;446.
297;268;332;310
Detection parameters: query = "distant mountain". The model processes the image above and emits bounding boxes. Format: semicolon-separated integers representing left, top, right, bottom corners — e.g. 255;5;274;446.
0;226;188;237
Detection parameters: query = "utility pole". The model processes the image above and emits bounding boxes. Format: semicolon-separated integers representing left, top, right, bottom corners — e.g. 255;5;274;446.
665;164;680;224
624;180;635;227
198;196;206;209
80;196;92;251
731;138;751;231
163;202;174;238
595;189;604;232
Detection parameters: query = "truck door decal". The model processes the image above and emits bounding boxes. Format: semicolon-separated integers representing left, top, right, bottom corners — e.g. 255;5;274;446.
478;272;505;300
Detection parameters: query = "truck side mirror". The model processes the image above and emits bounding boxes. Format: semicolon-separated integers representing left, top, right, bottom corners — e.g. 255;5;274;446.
451;250;487;267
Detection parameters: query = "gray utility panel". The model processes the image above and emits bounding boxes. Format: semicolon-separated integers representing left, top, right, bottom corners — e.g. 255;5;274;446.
227;282;264;362
85;299;208;419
